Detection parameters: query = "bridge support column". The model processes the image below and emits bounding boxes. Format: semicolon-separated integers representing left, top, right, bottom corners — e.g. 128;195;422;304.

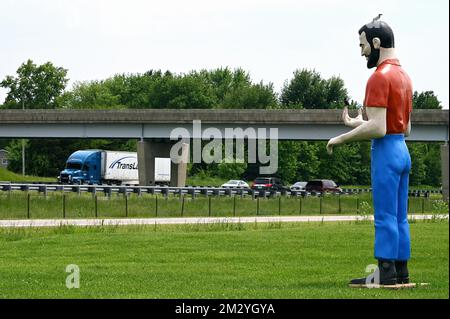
137;139;189;187
441;143;449;201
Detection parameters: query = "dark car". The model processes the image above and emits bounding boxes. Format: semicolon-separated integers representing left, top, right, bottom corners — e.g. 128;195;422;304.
305;179;342;194
251;177;287;191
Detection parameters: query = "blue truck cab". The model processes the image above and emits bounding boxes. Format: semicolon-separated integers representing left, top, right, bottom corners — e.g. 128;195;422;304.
59;150;102;184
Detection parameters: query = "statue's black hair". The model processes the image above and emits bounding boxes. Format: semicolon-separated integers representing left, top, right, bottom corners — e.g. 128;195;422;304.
358;21;395;48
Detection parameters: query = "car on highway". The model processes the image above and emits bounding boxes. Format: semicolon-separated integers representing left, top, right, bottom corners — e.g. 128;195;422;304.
251;177;287;191
220;180;250;189
290;181;307;191
305;179;342;194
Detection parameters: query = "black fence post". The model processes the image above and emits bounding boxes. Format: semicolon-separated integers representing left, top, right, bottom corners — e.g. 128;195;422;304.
356;197;360;214
422;197;425;214
95;195;98;218
278;196;281;215
256;197;259;216
155;195;158;217
338;195;341;214
320;196;323;214
27;193;30;219
125;193;128;217
87;185;94;198
208;196;211;217
299;197;302;215
63;194;66;219
181;195;185;217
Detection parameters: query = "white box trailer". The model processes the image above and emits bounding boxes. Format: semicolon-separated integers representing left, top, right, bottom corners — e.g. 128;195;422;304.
102;151;139;184
154;157;171;183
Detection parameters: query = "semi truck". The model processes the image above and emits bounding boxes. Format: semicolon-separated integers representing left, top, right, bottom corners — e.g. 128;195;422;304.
58;150;171;185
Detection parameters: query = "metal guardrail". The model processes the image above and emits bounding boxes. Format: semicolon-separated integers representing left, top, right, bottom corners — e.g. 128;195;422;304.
341;188;442;197
0;183;441;198
0;183;295;198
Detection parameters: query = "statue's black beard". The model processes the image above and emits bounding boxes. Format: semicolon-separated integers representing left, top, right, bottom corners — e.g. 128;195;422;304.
367;48;380;69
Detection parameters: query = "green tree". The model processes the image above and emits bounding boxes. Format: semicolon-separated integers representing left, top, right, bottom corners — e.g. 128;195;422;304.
199;68;278;109
280;69;348;109
4;139;29;173
326;77;349;109
422;143;442;186
413;91;442;109
408;143;427;186
221;81;278;109
354;141;371;185
316;142;362;185
58;67;278;110
277;141;301;183
58;81;122;109
295;142;320;182
1;59;68;108
217;161;248;180
199;68;249;102
147;71;216;109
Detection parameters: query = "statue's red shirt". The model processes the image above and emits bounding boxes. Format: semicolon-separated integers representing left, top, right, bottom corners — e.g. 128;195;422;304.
364;59;413;134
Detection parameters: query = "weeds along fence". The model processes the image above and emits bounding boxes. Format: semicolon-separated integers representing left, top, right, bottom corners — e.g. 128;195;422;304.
0;191;444;219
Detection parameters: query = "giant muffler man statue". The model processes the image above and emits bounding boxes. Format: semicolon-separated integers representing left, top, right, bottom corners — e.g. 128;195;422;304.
327;15;413;287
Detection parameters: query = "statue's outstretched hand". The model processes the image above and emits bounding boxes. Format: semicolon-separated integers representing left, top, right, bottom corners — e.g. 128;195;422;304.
356;107;363;120
342;107;364;128
326;140;334;155
326;136;341;155
342;106;352;126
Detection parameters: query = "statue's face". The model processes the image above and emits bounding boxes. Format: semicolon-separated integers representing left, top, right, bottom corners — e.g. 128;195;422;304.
359;31;379;69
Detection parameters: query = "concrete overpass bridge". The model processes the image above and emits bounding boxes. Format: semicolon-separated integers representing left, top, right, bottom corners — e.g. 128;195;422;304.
0;109;448;198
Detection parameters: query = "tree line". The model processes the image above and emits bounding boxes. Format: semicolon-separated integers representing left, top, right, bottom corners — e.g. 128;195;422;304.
0;60;444;186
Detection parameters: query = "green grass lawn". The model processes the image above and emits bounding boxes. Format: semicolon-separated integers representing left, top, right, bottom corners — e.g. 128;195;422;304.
186;175;233;187
0;191;445;219
0;220;447;298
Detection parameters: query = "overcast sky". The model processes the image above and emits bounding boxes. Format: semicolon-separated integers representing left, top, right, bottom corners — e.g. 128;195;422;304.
1;0;448;108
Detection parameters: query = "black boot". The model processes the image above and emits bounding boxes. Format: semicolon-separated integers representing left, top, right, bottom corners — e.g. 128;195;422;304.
349;260;397;286
395;260;409;284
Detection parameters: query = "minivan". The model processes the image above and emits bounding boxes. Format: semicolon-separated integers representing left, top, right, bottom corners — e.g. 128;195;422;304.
251;177;287;191
305;179;342;193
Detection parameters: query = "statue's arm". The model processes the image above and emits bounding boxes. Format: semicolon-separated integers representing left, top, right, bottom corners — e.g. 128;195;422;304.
327;107;386;154
404;117;411;137
339;106;386;142
342;107;365;128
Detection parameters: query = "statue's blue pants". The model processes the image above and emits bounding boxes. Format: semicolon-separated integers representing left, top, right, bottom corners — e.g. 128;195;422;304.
371;134;411;261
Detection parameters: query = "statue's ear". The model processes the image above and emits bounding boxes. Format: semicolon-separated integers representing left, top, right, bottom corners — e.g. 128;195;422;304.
372;37;381;49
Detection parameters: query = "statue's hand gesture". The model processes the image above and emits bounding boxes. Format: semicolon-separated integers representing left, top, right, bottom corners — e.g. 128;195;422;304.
326;136;342;155
342;106;364;128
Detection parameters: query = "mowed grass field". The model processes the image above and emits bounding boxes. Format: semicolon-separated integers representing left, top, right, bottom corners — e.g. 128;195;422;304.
0;167;56;183
0;220;448;299
0;191;445;219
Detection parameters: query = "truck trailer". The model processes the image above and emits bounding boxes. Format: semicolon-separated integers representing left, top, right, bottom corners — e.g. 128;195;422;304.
59;150;139;185
59;150;173;186
154;157;171;184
